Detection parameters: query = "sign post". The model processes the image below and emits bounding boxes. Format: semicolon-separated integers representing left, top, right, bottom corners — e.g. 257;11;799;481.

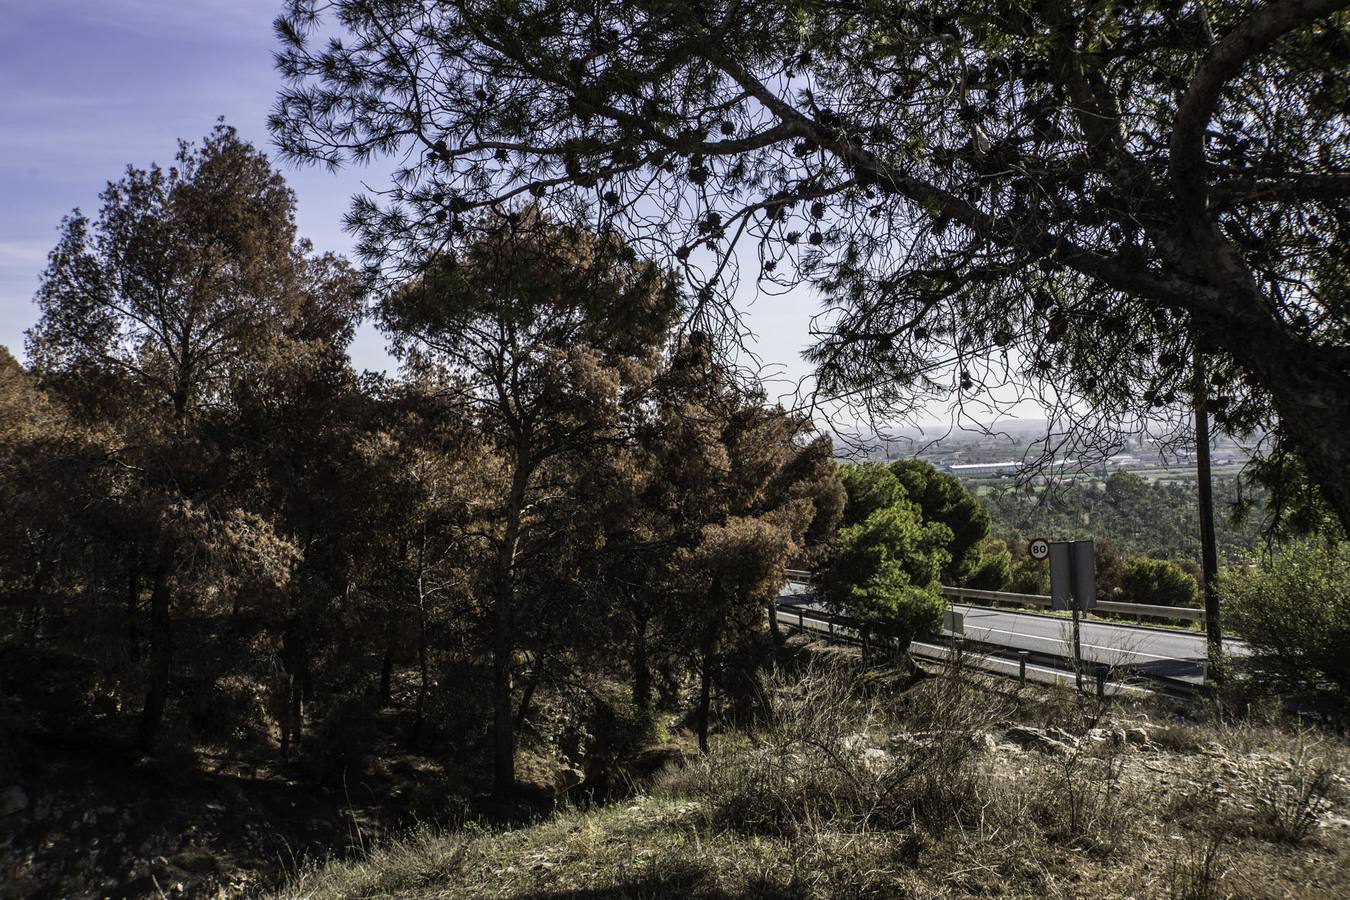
1048;540;1096;690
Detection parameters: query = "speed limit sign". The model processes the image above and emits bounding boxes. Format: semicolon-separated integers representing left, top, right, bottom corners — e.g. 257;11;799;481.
1028;537;1050;561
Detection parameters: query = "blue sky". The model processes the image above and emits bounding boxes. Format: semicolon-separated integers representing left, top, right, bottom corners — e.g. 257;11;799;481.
0;0;824;387
0;1;389;365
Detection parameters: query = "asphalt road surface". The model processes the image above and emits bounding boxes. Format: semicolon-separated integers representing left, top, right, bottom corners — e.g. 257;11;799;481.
950;603;1211;683
778;584;1241;686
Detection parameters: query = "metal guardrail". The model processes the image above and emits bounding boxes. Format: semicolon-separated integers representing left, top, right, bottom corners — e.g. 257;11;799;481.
785;569;1205;624
775;599;1197;698
776;604;1162;698
942;586;1206;623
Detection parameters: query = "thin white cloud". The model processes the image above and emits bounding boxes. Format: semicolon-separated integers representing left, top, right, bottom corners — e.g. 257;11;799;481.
36;0;277;41
0;85;107;114
0;241;51;271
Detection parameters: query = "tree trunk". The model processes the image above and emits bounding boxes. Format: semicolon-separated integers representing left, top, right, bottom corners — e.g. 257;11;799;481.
135;552;173;751
279;671;294;759
280;671;300;759
1193;350;1223;675
631;616;652;712
696;619;718;754
378;602;399;708
23;558;54;642
380;540;412;709
1240;333;1350;535
126;564;141;663
1279;392;1350;534
279;619;308;758
766;599;785;662
514;656;541;734
415;582;430;736
491;450;531;799
292;651;308;752
491;596;515;795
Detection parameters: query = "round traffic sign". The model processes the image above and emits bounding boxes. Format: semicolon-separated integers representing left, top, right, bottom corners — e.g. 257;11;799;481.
1028;537;1050;561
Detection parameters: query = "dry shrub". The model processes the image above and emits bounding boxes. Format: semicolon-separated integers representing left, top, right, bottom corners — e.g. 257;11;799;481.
1245;739;1338;844
1010;679;1142;853
1166;834;1226;900
1149;722;1205;755
1023;742;1134;851
661;657;993;837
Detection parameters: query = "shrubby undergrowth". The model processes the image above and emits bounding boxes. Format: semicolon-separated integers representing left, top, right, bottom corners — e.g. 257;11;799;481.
275;649;1350;899
660;660;992;836
1223;540;1350;713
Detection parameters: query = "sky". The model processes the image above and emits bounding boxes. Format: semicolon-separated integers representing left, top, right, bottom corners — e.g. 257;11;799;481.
0;0;824;389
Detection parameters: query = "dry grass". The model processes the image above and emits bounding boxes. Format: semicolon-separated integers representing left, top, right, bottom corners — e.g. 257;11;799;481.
1246;736;1340;844
273;650;1350;900
654;657;995;837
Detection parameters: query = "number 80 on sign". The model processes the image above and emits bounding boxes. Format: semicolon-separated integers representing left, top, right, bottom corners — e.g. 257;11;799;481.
1028;537;1050;561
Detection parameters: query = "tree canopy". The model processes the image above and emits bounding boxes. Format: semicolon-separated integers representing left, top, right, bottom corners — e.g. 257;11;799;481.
985;469;1266;562
271;0;1350;531
889;459;991;583
5;128;846;801
381;209;682;795
641;339;842;749
1119;556;1202;608
819;463;951;649
22;123;360;748
836;460;992;584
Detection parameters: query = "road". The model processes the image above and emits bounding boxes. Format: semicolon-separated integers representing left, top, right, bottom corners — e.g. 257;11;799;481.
778;583;1241;686
950;603;1210;683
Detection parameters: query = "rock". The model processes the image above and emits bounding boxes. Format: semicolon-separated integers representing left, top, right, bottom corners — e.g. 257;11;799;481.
628;744;688;783
0;785;28;817
515;752;586;811
1124;727;1153;748
862;748;890;773
888;733;924;753
1004;725;1075;756
1321;813;1350;831
1087;727;1127;746
1047;726;1081;745
841;732;869;754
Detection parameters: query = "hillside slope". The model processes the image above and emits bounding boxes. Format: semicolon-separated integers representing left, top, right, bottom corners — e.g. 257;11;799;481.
277;659;1350;900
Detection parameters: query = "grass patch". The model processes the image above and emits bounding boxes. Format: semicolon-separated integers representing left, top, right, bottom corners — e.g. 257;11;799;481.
274;653;1350;899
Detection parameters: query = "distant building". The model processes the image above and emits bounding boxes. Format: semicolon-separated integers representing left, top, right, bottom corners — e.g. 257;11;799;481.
948;461;1020;475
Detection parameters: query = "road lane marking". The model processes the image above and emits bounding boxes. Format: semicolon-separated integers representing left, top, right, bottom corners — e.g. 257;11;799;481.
950;607;1204;652
958;624;1197;662
781;600;1207;664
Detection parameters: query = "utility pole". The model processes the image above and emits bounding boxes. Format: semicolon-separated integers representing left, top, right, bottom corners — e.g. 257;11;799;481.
1072;604;1083;691
1193;348;1223;675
